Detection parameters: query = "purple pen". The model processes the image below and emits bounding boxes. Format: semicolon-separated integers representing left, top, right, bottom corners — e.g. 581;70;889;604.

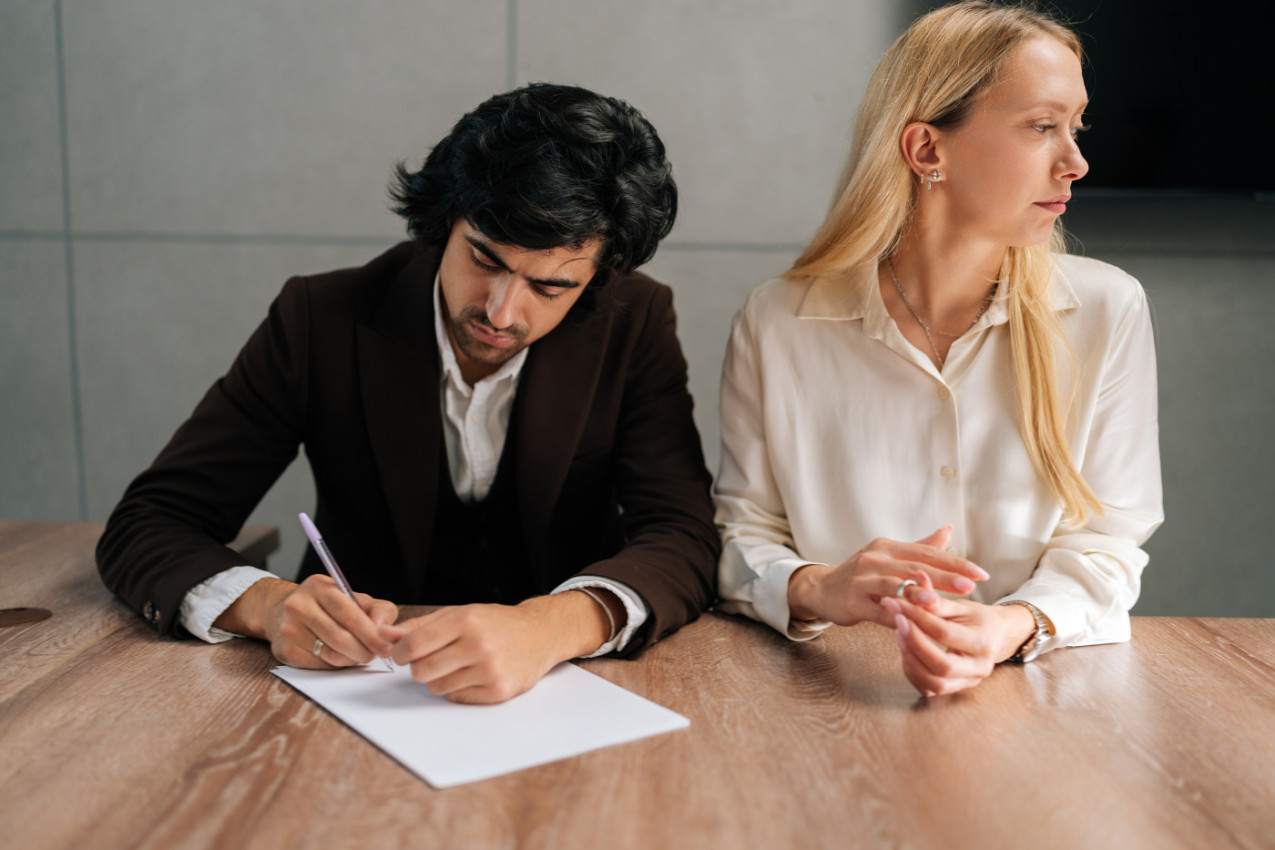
298;512;394;671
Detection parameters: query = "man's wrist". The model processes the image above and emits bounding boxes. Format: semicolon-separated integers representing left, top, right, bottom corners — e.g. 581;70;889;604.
212;577;295;639
516;591;615;662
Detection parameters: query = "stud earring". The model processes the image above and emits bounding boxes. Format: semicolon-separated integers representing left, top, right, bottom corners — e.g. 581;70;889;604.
925;169;943;190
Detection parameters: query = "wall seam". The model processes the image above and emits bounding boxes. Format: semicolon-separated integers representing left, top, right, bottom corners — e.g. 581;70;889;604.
506;0;517;89
54;0;88;520
9;230;1275;258
45;231;396;247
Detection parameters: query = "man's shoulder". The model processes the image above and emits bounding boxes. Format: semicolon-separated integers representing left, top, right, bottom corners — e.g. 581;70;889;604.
290;241;417;298
535;267;677;364
605;267;672;310
279;242;437;333
579;268;676;338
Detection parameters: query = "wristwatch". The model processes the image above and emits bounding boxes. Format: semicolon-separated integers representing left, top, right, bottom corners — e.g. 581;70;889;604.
997;600;1054;663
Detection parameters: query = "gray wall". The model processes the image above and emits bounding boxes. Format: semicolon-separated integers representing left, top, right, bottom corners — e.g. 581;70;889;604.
2;1;1270;616
1065;197;1275;617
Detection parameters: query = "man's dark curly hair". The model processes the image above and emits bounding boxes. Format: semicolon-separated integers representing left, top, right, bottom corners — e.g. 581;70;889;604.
389;83;677;303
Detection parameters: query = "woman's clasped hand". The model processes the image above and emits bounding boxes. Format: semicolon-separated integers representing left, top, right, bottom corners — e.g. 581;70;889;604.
787;526;987;628
881;576;1037;698
787;526;1036;697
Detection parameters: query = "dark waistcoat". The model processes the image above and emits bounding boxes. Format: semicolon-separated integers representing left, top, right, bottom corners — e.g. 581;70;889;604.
424;435;535;605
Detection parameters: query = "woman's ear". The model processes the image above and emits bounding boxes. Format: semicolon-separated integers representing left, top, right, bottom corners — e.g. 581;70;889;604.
900;122;943;180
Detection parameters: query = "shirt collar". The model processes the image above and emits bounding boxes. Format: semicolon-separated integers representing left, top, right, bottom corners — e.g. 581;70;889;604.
795;263;893;341
795;255;1082;337
432;274;529;394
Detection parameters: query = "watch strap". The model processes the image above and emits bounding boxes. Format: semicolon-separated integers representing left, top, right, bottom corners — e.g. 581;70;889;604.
997;600;1054;663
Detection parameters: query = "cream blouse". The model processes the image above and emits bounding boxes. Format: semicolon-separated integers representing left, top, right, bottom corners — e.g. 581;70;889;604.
714;254;1163;656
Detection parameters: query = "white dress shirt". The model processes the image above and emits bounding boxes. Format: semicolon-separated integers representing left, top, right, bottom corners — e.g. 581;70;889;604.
714;254;1163;656
180;276;648;655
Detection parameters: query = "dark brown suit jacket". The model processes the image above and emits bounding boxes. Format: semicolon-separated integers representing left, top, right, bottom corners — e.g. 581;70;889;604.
96;242;719;655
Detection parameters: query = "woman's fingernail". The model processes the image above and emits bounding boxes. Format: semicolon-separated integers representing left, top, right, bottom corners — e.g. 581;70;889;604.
894;613;910;636
954;577;975;594
918;590;938;606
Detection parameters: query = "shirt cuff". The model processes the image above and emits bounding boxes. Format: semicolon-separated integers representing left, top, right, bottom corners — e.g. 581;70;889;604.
761;557;833;641
552;576;650;657
179;566;276;643
997;584;1131;656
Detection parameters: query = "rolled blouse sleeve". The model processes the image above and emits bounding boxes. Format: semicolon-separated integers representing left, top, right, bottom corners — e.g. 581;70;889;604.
714;285;829;640
999;277;1163;652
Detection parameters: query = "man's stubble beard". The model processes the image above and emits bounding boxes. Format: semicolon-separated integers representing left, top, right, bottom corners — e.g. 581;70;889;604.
449;305;530;367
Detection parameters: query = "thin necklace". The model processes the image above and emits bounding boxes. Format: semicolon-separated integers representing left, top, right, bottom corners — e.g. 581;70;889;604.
886;257;998;367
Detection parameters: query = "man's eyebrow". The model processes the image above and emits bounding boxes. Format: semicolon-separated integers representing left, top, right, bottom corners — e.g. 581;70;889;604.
464;233;585;289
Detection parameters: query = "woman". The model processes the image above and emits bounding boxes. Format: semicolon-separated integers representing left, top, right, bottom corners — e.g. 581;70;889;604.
715;1;1163;697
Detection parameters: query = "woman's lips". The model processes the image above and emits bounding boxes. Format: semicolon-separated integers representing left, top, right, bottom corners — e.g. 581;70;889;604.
1035;196;1070;214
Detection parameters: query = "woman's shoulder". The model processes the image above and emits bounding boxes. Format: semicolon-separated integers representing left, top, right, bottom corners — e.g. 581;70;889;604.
734;275;814;326
1052;253;1148;317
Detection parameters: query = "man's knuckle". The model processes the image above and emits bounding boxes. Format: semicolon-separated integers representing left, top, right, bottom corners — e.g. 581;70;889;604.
300;574;327;591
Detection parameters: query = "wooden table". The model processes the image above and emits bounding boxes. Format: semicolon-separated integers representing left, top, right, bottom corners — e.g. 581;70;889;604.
1;520;1272;849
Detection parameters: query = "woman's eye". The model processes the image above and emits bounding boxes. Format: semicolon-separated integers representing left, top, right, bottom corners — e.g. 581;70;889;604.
470;254;500;272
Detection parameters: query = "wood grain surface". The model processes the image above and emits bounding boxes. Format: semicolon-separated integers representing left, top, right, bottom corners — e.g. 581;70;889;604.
1;520;1272;850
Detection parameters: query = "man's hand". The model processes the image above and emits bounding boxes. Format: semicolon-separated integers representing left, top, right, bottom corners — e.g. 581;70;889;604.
378;590;616;704
787;526;989;628
214;574;398;669
881;577;1037;697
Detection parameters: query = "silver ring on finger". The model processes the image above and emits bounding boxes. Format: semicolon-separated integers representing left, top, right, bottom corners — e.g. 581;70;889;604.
312;638;324;658
895;579;918;598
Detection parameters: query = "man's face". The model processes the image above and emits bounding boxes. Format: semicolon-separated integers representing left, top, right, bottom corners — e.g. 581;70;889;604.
438;220;599;385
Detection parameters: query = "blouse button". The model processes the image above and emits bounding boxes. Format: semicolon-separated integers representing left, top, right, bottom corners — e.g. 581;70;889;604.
937;387;951;401
940;465;956;479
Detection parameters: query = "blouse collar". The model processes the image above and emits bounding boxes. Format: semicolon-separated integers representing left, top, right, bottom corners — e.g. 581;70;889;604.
796;256;1082;337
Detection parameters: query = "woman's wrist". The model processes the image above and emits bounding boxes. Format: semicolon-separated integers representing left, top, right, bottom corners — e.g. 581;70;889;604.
994;601;1038;663
788;563;832;621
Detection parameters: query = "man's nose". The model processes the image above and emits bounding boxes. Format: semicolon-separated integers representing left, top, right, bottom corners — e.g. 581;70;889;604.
485;276;521;329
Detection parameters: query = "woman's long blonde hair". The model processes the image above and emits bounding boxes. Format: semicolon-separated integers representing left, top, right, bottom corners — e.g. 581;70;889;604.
788;0;1100;522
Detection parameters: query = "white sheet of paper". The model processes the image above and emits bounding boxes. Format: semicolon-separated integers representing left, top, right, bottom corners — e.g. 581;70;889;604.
272;661;688;788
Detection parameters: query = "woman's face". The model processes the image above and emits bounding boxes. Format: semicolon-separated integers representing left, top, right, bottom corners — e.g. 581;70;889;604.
935;36;1089;248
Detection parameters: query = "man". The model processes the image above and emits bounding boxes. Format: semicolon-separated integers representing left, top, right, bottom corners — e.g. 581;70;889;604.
96;84;718;704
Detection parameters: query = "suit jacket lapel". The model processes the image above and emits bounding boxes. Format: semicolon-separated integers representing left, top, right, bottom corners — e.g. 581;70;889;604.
356;246;442;601
515;307;609;586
